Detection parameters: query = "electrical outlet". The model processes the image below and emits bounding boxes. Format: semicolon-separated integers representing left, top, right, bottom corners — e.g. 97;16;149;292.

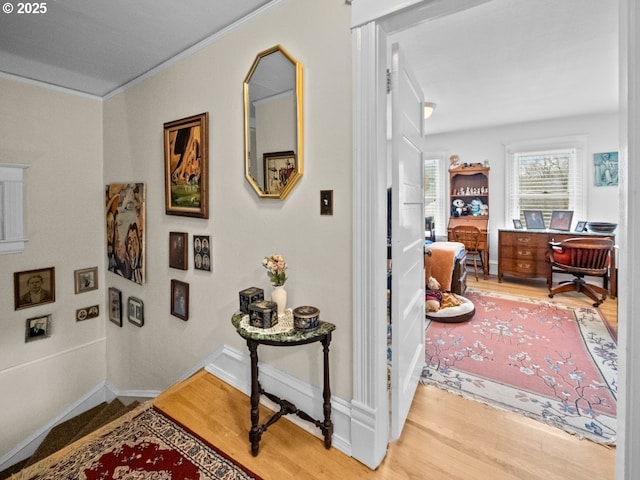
320;190;333;215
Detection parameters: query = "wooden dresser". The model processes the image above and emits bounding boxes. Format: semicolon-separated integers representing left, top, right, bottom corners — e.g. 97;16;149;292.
498;229;617;297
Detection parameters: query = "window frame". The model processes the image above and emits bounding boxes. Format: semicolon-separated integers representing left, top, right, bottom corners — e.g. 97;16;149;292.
424;151;446;239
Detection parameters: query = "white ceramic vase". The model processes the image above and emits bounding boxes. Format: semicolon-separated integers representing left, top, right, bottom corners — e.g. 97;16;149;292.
271;285;287;316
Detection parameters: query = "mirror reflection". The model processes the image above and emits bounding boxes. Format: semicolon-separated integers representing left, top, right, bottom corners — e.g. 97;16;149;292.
244;45;303;199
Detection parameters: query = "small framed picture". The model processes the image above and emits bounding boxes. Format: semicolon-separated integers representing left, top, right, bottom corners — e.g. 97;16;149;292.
171;279;189;321
194;235;211;271
14;267;56;310
76;305;100;322
575;221;587;232
512;219;523;229
169;232;188;270
549;210;573;231
26;314;51;342
523;210;545;230
74;267;98;294
128;297;144;327
108;287;123;327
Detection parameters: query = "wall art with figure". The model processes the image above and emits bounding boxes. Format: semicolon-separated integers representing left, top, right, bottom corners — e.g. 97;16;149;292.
106;183;146;285
594;151;618;186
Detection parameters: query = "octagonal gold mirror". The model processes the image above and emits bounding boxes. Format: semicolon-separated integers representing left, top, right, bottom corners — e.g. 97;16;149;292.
244;45;303;199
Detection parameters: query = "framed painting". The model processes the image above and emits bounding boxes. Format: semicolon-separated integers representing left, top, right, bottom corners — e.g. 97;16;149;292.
523;210;545;230
594;152;618;186
74;267;98;294
164;112;209;218
549;210;573;231
263;151;296;195
106;183;146;285
171;279;189;321
108;287;123;327
169;232;188;270
14;267;55;310
25;314;51;343
194;234;211;271
128;296;144;327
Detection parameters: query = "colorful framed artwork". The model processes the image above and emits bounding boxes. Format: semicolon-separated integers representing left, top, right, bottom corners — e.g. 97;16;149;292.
594;152;618;186
74;267;98;294
169;232;188;270
575;221;587;232
76;305;99;322
263;151;296;195
171;279;189;321
163;112;209;218
193;234;211;271
25;314;51;342
523;210;545;230
105;183;146;285
549;210;573;231
108;287;123;327
14;267;55;310
128;296;144;327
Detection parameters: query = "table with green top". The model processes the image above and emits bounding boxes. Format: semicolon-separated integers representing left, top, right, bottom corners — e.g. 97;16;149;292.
231;311;336;456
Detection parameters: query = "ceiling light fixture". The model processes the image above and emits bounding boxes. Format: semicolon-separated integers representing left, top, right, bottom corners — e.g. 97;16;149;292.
424;102;437;119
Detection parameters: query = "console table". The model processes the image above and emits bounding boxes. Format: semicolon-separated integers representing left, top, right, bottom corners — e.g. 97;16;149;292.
231;311;336;456
498;229;617;297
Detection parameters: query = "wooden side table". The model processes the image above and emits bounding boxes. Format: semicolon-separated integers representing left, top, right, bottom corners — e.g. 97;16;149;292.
231;311;336;456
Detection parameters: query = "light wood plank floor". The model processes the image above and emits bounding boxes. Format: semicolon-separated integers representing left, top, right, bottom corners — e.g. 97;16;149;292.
154;275;617;480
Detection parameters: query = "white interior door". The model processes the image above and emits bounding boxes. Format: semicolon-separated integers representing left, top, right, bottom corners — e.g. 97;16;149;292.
390;42;425;440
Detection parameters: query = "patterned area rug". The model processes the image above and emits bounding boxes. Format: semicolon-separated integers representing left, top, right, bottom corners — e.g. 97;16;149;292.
421;289;617;444
12;404;263;480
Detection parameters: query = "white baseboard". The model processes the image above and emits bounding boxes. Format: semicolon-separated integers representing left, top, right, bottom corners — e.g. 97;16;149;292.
205;344;353;456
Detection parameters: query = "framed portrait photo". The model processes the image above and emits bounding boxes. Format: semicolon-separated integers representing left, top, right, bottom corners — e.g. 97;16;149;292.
263;151;297;195
128;297;144;327
171;279;189;321
76;305;99;322
193;234;211;271
523;210;545;230
163;112;209;218
108;287;123;327
169;232;188;270
574;221;587;232
549;210;573;231
512;219;523;229
74;267;98;294
25;314;51;343
14;267;55;310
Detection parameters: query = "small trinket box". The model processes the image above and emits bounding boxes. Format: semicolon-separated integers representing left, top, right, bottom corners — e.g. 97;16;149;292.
293;305;320;332
249;300;278;328
239;287;264;314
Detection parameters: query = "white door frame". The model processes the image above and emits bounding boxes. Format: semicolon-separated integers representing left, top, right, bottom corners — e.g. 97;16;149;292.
351;1;639;477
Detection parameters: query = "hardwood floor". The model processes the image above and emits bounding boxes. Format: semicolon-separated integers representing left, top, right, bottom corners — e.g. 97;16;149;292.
154;274;616;480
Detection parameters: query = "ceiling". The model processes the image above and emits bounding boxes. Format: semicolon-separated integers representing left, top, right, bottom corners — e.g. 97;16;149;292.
0;0;618;134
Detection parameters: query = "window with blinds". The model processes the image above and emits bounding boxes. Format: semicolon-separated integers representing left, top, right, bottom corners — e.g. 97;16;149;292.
424;155;443;237
506;138;586;227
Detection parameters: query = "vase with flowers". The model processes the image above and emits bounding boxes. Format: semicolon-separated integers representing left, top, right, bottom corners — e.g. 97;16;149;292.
262;254;288;315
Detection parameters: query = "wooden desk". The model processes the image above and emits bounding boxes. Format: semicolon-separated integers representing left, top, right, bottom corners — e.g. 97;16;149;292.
498;229;616;298
231;312;335;456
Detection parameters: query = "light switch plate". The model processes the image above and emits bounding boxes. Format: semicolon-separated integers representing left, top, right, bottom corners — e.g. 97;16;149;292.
320;190;333;215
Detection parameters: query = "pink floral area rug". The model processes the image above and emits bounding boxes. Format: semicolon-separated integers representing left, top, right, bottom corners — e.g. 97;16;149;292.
421;289;617;444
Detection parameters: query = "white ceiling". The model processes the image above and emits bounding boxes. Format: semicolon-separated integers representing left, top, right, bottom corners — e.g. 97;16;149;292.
0;0;618;134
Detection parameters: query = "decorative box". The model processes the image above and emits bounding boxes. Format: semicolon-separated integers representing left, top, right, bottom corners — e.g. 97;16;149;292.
293;306;320;332
239;287;264;314
249;300;278;328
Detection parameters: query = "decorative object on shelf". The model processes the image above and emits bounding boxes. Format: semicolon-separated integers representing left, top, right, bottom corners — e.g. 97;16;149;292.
593;151;619;187
523;210;545;229
14;267;55;310
574;221;587;232
169;232;188;270
271;285;287;316
106;183;146;285
25;314;51;342
249;300;279;328
163;112;209;218
449;154;461;170
293;305;320;332
262;254;288;315
239;287;264;314
74;267;98;294
586;222;617;233
108;287;122;327
513;219;523;229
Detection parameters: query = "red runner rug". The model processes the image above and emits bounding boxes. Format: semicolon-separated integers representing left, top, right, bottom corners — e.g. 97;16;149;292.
421;289;617;444
12;404;263;480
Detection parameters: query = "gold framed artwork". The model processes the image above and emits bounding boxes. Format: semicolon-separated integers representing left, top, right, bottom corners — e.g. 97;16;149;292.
106;183;146;285
14;267;55;310
74;267;98;294
263;151;296;195
164;112;209;218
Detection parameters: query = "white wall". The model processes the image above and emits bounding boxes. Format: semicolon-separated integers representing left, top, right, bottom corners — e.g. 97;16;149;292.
426;111;620;272
102;0;353;397
0;78;105;457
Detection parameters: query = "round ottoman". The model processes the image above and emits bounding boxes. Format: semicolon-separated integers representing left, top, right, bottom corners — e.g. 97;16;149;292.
426;295;475;323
